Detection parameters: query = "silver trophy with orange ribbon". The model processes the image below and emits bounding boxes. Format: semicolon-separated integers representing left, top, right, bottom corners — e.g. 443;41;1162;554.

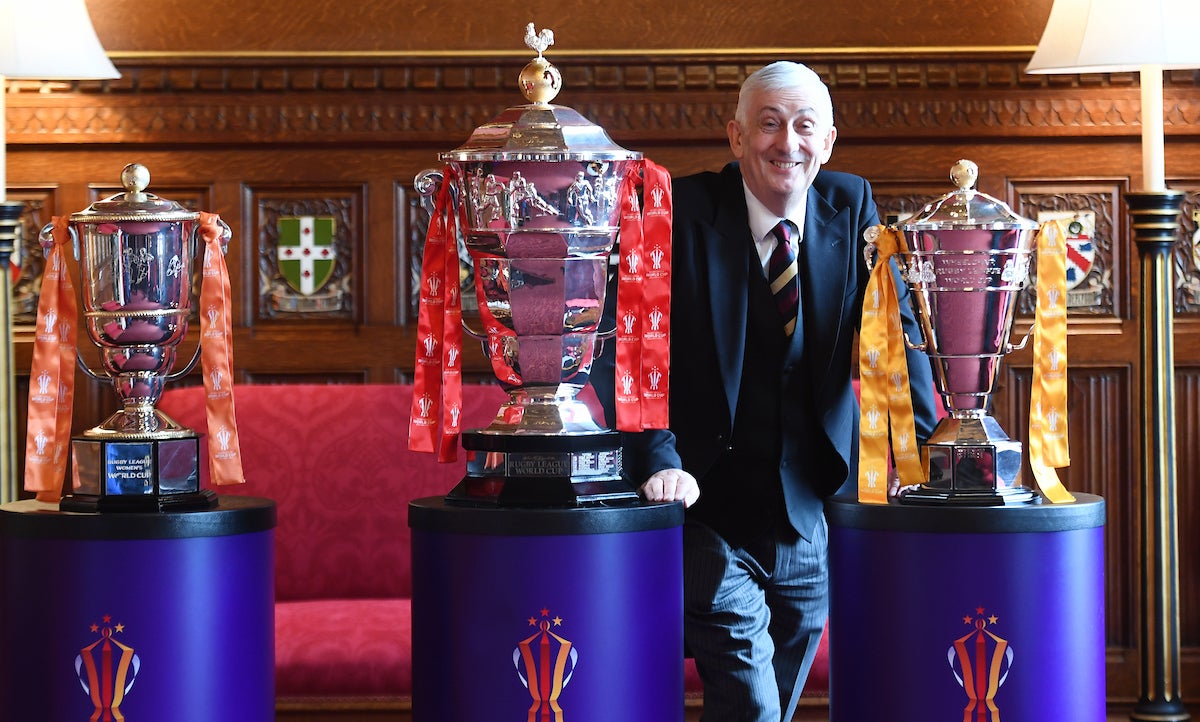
863;160;1073;505
26;163;239;512
411;24;671;506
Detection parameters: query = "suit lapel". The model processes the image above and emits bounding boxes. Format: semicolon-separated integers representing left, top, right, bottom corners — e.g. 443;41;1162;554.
799;187;853;381
706;176;751;424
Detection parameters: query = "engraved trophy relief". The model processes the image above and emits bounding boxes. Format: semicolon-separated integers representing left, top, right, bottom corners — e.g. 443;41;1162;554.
414;25;643;506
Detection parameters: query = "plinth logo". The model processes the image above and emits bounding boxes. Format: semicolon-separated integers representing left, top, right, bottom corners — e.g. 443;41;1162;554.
949;606;1012;722
77;615;141;721
514;608;578;722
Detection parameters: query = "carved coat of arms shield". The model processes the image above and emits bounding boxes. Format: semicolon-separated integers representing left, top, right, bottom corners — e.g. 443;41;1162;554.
277;216;337;295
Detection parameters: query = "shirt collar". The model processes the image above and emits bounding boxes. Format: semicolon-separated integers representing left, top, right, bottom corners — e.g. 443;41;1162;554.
742;183;807;243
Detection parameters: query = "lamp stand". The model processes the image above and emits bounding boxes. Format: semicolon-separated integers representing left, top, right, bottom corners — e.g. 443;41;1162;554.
1125;189;1190;722
0;200;21;504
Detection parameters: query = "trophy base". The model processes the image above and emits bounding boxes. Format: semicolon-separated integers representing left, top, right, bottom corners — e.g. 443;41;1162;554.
900;414;1038;506
898;486;1039;506
64;434;216;513
59;488;218;513
451;429;639;507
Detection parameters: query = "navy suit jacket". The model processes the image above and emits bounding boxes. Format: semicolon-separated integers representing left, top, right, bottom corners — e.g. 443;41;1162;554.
593;162;939;540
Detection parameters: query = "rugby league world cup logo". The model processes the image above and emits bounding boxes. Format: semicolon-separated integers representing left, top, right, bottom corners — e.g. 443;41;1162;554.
515;608;578;722
77;615;141;721
950;607;1012;722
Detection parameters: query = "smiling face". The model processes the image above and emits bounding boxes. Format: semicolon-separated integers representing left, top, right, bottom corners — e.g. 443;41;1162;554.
727;73;837;218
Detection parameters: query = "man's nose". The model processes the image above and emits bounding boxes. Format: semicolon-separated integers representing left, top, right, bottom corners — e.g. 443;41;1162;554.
779;124;802;151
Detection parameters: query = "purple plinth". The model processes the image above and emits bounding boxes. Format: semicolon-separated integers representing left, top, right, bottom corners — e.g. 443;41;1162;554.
410;498;684;722
0;497;275;722
827;494;1106;722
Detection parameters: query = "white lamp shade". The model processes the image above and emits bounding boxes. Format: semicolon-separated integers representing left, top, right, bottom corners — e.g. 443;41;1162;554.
0;0;119;79
1027;0;1200;74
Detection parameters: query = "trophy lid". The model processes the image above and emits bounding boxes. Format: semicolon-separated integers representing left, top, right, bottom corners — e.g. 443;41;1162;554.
70;163;199;223
902;160;1037;231
440;24;642;163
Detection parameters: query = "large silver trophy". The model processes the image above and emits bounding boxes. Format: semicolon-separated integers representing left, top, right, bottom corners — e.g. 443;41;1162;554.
416;26;640;506
886;160;1040;505
48;163;228;512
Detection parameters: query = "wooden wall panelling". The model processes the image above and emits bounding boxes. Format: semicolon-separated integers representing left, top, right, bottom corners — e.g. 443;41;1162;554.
1176;367;1200;651
4;50;1199;710
1010;179;1127;322
1176;179;1200;688
1003;365;1139;698
397;182;418;328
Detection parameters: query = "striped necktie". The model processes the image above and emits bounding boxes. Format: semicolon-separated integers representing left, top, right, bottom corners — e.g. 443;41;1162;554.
767;220;800;336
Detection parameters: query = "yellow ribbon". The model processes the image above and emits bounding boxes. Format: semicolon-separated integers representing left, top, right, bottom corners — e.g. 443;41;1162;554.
857;226;925;504
1028;220;1075;503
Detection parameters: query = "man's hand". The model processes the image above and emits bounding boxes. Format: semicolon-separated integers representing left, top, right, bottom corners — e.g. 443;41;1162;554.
640;468;700;508
887;469;921;499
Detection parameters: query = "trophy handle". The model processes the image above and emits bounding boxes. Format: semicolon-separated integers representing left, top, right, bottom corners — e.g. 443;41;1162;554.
73;354;107;382
167;216;231;383
38;223;104;381
201;217;232;257
462;318;487;340
594;322;617;357
863;241;879;270
902;331;927;352
166;345;203;382
1006;325;1035;353
459;319;494;359
414;168;444;216
38;221;80;262
72;345;199;384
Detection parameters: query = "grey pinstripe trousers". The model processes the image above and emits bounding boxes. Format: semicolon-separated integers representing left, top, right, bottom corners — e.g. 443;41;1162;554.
683;517;829;722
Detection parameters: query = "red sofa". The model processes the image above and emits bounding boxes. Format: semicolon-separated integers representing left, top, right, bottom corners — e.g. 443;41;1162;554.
157;383;829;718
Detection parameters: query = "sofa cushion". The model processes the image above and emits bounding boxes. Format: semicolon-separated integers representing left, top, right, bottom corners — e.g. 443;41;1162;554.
275;598;413;697
158;383;511;601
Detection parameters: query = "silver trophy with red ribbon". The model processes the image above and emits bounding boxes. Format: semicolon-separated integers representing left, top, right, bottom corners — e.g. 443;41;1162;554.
413;25;659;506
48;164;228;511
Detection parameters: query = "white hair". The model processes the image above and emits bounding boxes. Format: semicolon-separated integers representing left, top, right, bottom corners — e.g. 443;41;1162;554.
735;61;834;128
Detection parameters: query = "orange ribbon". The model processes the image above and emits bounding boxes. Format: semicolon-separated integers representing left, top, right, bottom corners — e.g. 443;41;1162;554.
23;216;78;501
614;159;672;432
198;212;245;485
408;167;464;461
1028;220;1074;503
857;226;924;504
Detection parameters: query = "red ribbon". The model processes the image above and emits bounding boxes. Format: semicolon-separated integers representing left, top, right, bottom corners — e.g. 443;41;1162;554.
408;166;464;461
615;160;672;431
23;216;77;501
198;212;245;485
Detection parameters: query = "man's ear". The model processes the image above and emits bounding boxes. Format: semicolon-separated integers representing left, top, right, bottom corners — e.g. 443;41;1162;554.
819;126;838;164
727;119;745;159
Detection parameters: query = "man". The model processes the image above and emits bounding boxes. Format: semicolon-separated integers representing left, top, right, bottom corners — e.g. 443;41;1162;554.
593;61;938;721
